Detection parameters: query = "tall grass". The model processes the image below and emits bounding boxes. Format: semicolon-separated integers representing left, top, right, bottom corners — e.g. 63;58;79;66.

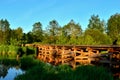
0;45;19;59
0;45;36;59
73;65;113;80
0;45;36;67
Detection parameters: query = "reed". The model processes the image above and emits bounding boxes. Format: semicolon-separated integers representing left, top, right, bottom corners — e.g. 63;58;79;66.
0;45;18;59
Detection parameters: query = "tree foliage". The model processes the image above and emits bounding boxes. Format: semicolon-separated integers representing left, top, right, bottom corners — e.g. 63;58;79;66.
88;15;105;32
107;13;120;42
10;27;23;45
84;15;111;45
63;20;82;44
0;19;10;44
46;20;60;44
1;13;120;45
32;22;43;42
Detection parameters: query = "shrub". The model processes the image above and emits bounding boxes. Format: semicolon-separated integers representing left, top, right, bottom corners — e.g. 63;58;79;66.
56;64;73;80
73;65;113;80
20;57;40;70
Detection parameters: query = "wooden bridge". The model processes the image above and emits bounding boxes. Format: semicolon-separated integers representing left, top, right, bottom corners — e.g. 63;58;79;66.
26;44;120;78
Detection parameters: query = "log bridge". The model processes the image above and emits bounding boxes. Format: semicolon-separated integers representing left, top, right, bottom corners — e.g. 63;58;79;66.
26;44;120;78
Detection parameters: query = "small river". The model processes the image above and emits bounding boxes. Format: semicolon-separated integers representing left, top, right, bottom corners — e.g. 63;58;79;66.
0;66;24;80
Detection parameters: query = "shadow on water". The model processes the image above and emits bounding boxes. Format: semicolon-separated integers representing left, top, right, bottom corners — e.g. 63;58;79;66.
0;65;24;80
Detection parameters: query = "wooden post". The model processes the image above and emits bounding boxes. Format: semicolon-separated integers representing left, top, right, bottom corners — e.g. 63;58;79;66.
61;46;65;64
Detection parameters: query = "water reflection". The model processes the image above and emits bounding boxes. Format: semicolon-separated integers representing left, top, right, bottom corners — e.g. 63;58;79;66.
0;66;24;80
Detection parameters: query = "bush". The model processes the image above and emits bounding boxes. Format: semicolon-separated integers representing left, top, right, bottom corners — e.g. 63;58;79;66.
73;65;113;80
20;57;40;70
56;64;73;80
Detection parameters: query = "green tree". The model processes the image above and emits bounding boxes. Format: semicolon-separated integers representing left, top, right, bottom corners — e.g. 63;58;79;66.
84;29;111;44
46;20;60;44
0;19;11;44
32;22;43;42
63;20;82;44
88;15;105;32
84;15;111;44
10;27;23;45
21;33;27;45
78;35;95;45
107;13;120;44
26;32;34;43
15;27;23;41
56;28;68;44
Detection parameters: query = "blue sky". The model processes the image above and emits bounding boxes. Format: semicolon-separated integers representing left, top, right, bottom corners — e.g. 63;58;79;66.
0;0;120;33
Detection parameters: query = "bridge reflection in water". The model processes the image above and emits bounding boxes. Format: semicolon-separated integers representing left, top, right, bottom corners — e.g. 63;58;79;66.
26;44;120;79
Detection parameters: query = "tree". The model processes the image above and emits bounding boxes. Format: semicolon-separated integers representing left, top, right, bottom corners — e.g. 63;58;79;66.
0;19;11;44
107;13;120;43
56;28;68;44
32;22;43;42
84;15;111;44
63;20;82;44
78;35;95;45
88;15;105;32
46;20;60;44
84;29;111;44
21;33;27;45
26;32;34;43
10;27;23;45
15;27;23;41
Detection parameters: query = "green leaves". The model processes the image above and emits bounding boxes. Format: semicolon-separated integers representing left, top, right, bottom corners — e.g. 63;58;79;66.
88;15;105;33
107;13;120;42
1;13;120;45
0;19;10;44
32;22;43;42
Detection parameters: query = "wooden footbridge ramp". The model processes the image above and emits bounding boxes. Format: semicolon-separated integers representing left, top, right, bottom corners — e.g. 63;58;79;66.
27;44;120;78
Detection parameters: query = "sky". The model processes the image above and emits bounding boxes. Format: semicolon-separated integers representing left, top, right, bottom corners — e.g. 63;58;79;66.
0;0;120;33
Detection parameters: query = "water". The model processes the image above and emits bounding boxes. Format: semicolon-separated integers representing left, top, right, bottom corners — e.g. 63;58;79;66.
0;67;24;80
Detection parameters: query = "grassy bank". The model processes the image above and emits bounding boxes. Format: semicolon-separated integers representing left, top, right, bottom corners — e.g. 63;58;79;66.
15;57;114;80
